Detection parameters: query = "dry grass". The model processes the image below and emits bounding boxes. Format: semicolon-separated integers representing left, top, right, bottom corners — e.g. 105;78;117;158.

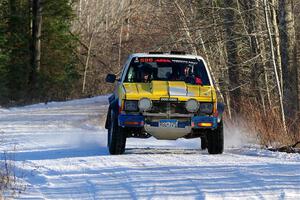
234;101;300;148
0;151;26;199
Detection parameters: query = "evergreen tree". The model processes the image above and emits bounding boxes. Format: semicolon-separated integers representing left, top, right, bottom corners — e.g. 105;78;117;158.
4;0;31;103
0;0;9;104
37;0;79;100
1;0;31;104
0;0;79;105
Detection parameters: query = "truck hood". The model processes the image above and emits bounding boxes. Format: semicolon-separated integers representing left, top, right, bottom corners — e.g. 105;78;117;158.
122;81;215;101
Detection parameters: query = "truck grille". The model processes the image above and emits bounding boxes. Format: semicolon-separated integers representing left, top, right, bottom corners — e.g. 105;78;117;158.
149;101;189;114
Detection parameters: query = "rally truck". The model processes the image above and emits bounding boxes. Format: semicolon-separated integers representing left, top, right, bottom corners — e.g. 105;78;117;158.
105;52;224;155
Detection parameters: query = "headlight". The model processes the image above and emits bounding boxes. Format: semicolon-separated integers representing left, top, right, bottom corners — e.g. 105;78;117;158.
138;98;152;111
200;103;213;114
124;100;138;111
185;99;199;112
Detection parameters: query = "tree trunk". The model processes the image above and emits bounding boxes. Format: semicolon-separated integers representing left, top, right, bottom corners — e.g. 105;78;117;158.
255;0;271;109
264;0;287;133
271;0;283;90
279;0;299;129
118;0;125;69
174;1;197;55
125;0;132;41
32;0;42;72
82;32;94;94
241;0;262;105
224;0;241;114
29;0;42;94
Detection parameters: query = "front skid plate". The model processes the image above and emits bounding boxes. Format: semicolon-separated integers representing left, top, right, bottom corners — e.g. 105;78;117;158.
144;125;191;140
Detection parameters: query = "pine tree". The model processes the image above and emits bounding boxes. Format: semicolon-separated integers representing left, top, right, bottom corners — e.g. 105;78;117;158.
36;0;79;100
6;0;31;103
0;0;9;104
0;0;79;105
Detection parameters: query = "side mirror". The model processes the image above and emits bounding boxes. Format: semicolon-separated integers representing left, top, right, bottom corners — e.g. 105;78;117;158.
106;74;116;83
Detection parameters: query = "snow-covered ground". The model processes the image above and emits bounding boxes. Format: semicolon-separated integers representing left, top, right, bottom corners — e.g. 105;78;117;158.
0;96;300;199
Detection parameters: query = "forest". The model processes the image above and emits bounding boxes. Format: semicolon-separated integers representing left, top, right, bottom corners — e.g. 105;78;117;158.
0;0;299;146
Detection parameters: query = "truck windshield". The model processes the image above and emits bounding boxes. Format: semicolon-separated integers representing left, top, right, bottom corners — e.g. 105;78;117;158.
124;57;210;85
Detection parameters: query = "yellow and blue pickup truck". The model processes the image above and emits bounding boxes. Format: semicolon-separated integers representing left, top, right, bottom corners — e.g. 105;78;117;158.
105;52;224;155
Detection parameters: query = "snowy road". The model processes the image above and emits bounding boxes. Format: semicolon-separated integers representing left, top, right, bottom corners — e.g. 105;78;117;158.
0;96;300;199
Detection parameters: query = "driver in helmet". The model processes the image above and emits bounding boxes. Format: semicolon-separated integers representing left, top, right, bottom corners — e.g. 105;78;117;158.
180;65;202;85
139;63;153;83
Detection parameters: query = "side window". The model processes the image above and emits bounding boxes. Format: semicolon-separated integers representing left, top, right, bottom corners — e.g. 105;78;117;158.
127;67;135;82
120;57;131;81
157;67;172;80
194;60;210;85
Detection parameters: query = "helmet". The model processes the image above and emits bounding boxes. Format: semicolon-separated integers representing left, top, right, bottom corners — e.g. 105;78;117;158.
141;63;153;74
183;64;193;75
137;63;153;82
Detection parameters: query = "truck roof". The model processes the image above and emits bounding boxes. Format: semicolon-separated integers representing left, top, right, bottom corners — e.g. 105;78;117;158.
129;53;205;60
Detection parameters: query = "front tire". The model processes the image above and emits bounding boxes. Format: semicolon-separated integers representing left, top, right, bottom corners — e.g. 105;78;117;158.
200;136;207;150
107;110;127;155
207;121;224;154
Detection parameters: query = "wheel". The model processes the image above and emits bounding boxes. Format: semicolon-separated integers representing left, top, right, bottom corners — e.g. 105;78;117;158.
105;107;111;129
107;110;127;155
207;121;224;154
200;136;207;150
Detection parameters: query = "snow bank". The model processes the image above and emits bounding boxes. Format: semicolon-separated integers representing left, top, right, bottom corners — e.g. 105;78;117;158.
1;95;300;199
10;95;110;111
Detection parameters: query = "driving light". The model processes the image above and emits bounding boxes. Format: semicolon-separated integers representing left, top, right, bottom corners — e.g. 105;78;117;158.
124;100;138;111
198;122;213;127
185;99;199;113
138;98;152;111
199;103;213;114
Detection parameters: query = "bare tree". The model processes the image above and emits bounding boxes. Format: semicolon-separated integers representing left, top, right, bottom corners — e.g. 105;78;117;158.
224;0;241;114
264;0;287;133
279;0;299;131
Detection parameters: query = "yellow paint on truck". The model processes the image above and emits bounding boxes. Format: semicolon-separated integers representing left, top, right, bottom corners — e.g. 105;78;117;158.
122;80;216;102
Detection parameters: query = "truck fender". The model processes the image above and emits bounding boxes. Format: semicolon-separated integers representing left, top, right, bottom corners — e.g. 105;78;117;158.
217;102;225;123
105;97;119;129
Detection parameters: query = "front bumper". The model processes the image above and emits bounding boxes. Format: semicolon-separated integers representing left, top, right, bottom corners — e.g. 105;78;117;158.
191;116;218;129
118;114;145;127
118;114;218;129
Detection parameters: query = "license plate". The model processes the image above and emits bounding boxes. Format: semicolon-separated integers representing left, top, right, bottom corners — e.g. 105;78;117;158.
159;119;178;128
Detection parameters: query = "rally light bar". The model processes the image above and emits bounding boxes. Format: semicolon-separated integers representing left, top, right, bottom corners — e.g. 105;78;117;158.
170;51;186;55
148;52;164;54
148;51;186;55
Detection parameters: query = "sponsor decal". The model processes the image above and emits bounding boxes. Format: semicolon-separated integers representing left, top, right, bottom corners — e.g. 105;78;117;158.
160;97;178;102
155;58;171;63
138;58;172;63
171;59;197;64
139;58;154;63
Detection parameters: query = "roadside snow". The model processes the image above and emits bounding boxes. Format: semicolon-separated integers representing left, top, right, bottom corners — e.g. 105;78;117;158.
0;96;299;199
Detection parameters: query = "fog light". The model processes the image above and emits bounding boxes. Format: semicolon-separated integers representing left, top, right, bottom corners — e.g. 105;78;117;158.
185;99;199;113
138;98;152;111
